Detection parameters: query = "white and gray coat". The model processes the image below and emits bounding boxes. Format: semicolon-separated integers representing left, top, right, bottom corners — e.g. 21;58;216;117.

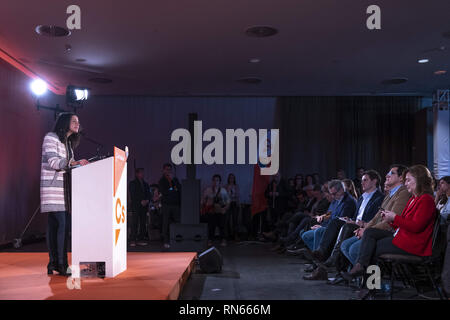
40;132;74;213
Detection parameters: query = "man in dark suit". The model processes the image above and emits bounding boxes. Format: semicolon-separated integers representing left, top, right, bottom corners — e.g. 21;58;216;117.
158;163;181;249
312;170;384;264
129;168;151;246
302;179;357;280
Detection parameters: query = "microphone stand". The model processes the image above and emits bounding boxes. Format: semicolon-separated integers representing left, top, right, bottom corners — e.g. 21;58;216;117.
80;133;108;161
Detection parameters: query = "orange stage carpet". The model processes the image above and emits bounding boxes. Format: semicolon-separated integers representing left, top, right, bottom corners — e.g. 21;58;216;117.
0;252;196;300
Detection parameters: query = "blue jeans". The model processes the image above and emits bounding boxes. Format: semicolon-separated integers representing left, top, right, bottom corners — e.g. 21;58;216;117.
302;227;326;251
47;211;70;267
340;236;361;266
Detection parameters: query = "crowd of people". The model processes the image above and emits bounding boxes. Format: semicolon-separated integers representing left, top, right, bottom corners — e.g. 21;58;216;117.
261;165;450;299
128;163;242;249
127;160;450;297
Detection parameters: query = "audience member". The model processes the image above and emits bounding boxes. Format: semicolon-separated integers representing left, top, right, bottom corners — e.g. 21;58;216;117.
342;165;436;288
343;179;359;199
337;169;346;180
295;174;304;191
225;173;240;241
201;174;231;247
301;180;357;280
265;173;289;229
129;168;151;246
353;166;365;196
313;173;321;185
304;171;383;280
436;176;450;224
339;165;410;267
280;184;330;252
303;174;315;191
148;184;162;233
158;163;181;249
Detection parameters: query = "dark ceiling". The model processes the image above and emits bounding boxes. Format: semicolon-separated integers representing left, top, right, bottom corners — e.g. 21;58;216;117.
0;0;449;96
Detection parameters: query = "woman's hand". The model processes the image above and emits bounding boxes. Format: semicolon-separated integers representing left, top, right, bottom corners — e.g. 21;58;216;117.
381;210;396;223
71;159;89;166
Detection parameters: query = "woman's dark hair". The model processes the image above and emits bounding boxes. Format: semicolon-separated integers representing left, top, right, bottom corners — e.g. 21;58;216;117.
227;173;236;185
294;174;304;188
212;174;222;182
343;179;359;199
53;112;80;149
305;174;315;185
441;176;450;185
402;165;434;196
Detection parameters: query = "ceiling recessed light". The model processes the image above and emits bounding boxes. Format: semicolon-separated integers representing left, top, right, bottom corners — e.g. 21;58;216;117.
236;77;262;84
245;26;278;38
35;25;71;37
249;58;261;63
89;77;113;84
434;70;447;75
418;58;429;64
381;78;408;85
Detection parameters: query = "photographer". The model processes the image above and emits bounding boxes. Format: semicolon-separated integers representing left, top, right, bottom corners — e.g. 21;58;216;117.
201;174;230;247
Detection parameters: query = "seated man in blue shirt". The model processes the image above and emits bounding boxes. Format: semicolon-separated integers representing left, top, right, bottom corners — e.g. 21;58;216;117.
300;180;357;280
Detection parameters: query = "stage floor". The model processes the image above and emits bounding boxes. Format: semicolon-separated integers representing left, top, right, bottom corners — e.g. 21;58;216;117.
0;252;196;300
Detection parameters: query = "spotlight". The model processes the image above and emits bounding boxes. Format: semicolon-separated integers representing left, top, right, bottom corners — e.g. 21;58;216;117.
66;85;89;103
418;58;429;64
30;79;48;96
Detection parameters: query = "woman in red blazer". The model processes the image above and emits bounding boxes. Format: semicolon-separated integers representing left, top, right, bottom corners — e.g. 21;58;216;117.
343;165;436;279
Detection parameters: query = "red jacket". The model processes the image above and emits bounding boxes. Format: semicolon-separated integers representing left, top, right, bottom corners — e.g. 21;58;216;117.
391;193;435;256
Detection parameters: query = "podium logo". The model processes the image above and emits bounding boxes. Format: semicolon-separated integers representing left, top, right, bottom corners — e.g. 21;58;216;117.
115;198;126;246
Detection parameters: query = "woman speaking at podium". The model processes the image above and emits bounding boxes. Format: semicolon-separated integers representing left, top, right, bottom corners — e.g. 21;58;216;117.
40;112;88;275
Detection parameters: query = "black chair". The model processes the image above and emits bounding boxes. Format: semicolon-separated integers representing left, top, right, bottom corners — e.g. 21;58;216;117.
377;211;448;300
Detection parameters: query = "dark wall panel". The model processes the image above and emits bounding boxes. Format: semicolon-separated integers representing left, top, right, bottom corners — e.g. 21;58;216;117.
0;60;55;244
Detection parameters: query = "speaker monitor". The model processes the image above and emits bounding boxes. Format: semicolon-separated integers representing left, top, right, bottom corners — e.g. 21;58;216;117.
198;246;223;273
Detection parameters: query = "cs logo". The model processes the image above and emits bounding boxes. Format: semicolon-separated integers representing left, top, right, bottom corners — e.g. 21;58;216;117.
115;198;126;246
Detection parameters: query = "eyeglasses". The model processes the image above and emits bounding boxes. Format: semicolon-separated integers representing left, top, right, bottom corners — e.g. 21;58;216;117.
387;171;397;176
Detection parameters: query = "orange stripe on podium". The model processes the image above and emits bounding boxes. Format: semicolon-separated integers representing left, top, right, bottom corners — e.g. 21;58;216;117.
113;147;126;197
115;229;121;246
